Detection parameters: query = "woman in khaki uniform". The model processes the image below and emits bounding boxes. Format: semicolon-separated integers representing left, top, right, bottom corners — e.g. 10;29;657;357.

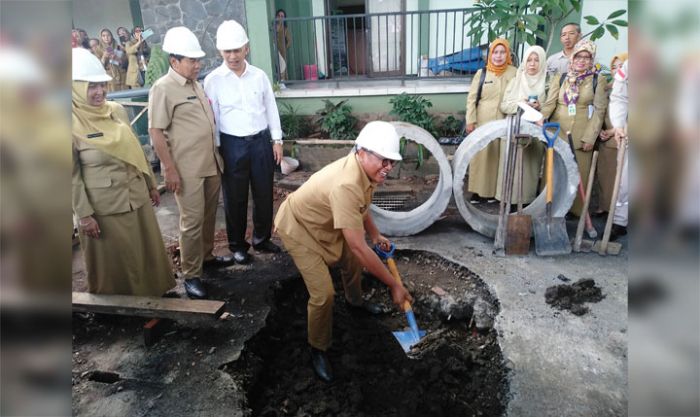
125;28;148;88
497;45;548;204
72;48;174;296
465;38;517;202
94;28;126;92
540;39;609;217
595;52;628;215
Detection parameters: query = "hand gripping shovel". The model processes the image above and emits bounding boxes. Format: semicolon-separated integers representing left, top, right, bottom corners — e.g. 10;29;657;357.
374;244;426;353
532;122;572;256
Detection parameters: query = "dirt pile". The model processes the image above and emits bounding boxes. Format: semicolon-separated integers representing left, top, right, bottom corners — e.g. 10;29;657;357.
544;278;605;316
229;252;508;417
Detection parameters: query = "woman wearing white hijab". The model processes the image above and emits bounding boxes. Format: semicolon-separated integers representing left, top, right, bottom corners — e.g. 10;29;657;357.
496;45;547;204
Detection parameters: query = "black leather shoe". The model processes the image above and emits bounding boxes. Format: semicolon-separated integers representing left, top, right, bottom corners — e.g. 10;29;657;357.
202;255;236;269
184;278;207;299
253;240;281;253
610;224;627;241
348;301;387;315
231;250;250;264
309;347;333;382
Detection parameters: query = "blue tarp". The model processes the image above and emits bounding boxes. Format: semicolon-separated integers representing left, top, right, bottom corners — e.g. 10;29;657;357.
428;46;485;74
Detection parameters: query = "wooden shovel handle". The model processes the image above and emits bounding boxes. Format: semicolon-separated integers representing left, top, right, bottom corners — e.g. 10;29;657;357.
387;258;412;312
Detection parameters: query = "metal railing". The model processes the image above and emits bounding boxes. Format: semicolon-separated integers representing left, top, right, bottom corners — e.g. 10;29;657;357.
270;8;486;85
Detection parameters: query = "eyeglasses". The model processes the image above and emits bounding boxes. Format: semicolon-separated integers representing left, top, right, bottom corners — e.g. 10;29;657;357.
134;29;142;33
574;55;592;62
364;149;398;168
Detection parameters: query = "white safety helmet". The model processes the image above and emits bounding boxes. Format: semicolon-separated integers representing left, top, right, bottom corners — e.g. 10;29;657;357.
162;26;205;58
0;47;46;84
355;121;402;161
216;20;249;50
72;47;112;82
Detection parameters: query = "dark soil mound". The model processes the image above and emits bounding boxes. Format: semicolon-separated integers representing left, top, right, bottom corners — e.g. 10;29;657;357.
227;252;509;417
545;278;605;316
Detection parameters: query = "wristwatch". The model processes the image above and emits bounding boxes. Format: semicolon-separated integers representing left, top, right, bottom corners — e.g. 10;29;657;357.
271;139;283;145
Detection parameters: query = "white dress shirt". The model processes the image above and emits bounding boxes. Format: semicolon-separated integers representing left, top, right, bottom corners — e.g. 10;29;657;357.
203;61;283;145
546;51;570;77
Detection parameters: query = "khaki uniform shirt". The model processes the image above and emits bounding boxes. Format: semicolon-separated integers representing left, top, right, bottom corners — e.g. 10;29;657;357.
275;153;374;264
73;106;154;218
148;67;223;177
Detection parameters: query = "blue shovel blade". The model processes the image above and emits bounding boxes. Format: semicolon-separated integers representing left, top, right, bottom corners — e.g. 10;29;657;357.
392;329;427;353
393;310;427;353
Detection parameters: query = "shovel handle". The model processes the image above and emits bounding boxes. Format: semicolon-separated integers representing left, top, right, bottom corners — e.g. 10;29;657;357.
545;147;554;204
386;258;412;313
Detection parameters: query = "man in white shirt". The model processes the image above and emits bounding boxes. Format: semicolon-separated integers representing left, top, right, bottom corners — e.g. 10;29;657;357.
546;22;582;77
204;20;284;264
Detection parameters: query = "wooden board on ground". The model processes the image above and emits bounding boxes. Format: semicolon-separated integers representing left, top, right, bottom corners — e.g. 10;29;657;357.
72;292;226;320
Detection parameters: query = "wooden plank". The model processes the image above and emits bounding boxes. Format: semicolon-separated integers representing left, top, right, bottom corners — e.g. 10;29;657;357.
72;292;225;320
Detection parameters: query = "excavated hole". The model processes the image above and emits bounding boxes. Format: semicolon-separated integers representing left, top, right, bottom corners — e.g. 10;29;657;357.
224;250;509;417
86;370;121;384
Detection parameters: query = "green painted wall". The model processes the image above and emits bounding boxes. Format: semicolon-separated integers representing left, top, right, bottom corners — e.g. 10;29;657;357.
277;92;466;115
245;0;275;77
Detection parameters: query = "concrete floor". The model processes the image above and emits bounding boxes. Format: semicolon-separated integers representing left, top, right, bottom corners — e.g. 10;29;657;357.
153;184;628;416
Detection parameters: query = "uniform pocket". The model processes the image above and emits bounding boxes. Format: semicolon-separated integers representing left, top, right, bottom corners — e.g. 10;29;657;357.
84;176;112;188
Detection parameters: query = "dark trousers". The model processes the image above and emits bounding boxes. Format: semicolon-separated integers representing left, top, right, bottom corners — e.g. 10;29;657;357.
219;130;274;251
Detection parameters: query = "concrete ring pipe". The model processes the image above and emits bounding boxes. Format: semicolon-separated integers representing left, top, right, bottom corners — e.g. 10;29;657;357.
452;119;579;238
370;121;453;236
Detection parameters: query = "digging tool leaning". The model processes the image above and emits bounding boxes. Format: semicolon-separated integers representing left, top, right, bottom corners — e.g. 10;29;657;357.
374;243;426;353
574;150;599;252
532;122;572;256
505;134;533;255
566;131;597;239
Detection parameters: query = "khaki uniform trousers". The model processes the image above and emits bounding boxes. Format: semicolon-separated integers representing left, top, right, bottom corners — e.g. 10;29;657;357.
279;231;363;351
174;174;221;278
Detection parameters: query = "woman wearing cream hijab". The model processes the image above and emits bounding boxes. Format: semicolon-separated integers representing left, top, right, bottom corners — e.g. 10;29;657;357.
72;48;174;296
496;45;547;204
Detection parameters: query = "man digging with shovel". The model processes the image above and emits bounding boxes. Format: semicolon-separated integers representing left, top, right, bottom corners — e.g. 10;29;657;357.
274;121;413;382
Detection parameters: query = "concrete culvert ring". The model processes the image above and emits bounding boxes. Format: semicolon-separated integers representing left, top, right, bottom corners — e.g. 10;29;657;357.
452;119;579;238
370;121;453;237
229;250;508;416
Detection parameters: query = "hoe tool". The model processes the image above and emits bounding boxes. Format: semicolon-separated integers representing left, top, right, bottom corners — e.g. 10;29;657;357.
374;244;426;353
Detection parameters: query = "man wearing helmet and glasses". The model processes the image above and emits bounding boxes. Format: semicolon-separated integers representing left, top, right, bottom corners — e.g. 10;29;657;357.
274;121;413;383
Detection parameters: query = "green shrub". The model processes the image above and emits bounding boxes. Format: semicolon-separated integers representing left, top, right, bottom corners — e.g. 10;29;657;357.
389;93;439;168
389;93;437;138
279;103;307;139
316;99;357;140
440;115;463;137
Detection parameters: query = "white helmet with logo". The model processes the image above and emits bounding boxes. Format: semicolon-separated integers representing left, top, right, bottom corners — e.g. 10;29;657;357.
216;20;249;50
72;47;112;82
355;121;402;161
162;26;205;58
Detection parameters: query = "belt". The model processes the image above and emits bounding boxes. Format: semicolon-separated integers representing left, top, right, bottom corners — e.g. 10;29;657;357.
221;129;268;141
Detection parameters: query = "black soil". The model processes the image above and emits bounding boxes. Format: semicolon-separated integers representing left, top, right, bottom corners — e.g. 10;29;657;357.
227;251;509;417
545;278;606;316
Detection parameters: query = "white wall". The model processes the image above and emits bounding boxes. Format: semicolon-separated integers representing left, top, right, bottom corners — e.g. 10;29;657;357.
580;0;628;68
73;0;134;42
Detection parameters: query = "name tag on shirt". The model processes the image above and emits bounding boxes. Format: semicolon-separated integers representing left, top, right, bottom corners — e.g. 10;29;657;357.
187;95;197;100
567;104;576;116
86;132;103;139
588;105;594;119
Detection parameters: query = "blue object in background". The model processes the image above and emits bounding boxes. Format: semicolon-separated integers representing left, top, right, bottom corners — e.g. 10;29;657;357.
427;46;485;75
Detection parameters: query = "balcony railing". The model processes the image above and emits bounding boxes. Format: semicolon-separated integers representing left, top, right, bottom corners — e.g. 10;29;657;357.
270;8;487;85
